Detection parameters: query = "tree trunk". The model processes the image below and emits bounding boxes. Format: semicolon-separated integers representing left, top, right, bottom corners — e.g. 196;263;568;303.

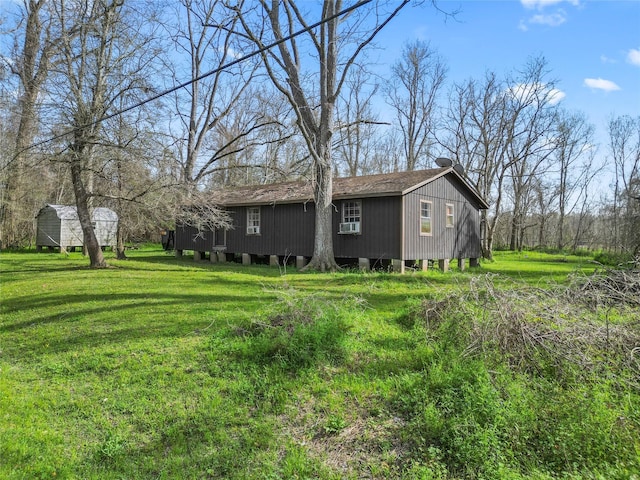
304;153;339;272
2;0;52;247
116;222;126;260
69;148;106;268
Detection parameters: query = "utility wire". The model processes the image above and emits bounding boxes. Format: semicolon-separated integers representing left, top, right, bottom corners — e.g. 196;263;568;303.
18;0;375;156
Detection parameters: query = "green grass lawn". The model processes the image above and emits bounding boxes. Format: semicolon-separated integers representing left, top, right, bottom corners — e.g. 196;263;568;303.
0;248;637;479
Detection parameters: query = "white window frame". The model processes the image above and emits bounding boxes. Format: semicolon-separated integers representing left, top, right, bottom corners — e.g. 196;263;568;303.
420;200;432;236
446;203;455;228
339;200;361;234
246;207;261;235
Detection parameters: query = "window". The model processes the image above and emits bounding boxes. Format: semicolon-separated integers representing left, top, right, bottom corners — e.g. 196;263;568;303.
446;204;455;228
246;207;260;235
339;200;361;234
420;200;432;235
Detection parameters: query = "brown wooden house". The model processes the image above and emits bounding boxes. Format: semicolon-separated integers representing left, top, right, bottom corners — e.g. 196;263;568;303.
174;167;489;272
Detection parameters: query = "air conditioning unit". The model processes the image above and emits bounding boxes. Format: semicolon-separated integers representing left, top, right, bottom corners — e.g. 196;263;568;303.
247;226;260;234
339;222;360;234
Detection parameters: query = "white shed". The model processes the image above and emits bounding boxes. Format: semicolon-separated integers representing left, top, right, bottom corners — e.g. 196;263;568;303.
36;204;118;251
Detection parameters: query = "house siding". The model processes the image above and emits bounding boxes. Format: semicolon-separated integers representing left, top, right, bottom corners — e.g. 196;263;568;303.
225;203;315;257
175;224;216;252
333;196;401;259
172;169;486;264
175;197;403;260
404;175;482;260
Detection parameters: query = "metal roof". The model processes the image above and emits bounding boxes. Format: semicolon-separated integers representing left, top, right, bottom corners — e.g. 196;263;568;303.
209;167;489;209
37;204;118;222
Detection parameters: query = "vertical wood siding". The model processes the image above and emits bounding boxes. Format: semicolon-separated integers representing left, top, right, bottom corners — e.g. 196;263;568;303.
94;221;117;246
36;208;62;246
333;196;401;259
224;203;315;257
404;175;482;260
60;219;84;247
173;172;483;262
175;224;215;252
216;198;401;259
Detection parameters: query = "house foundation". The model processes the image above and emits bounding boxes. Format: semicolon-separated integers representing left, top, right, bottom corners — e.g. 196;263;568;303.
358;258;370;271
438;258;450;272
470;257;480;267
392;259;405;274
296;256;307;270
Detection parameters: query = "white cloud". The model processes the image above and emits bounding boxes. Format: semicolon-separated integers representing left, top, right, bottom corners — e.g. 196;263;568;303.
508;83;565;105
529;11;567;26
627;48;640;66
547;87;566;104
583;78;621;92
600;55;616;64
521;0;579;10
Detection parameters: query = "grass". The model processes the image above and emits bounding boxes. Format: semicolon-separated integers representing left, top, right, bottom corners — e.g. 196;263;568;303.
0;248;637;479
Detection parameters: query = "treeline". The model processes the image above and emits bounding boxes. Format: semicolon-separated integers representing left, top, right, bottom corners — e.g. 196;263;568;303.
0;1;638;260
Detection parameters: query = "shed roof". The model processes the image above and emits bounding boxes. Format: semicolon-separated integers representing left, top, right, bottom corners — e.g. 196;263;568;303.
209;167;489;209
37;204;118;222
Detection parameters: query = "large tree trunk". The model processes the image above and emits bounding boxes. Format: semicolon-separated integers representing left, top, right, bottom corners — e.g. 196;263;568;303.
69;143;106;268
3;98;36;247
305;160;338;272
2;0;52;248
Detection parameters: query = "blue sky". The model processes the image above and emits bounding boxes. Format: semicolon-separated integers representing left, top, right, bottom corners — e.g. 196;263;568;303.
1;0;636;154
376;0;640;149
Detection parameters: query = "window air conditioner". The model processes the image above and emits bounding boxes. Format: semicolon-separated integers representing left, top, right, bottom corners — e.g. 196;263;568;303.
339;222;360;234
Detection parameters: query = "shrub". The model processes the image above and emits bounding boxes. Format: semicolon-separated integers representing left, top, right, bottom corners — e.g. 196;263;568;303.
593;250;636;267
393;273;640;478
231;289;359;371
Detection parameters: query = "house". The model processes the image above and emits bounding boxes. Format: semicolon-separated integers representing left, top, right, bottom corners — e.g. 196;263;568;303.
35;204;118;252
174;167;489;272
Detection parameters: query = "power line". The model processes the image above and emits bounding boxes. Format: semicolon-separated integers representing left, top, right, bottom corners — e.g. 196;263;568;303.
19;0;375;156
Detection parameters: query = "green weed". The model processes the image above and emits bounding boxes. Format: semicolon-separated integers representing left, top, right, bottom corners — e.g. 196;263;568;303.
0;248;637;479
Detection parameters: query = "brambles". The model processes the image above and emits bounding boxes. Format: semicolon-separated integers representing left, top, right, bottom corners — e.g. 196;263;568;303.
398;270;640;478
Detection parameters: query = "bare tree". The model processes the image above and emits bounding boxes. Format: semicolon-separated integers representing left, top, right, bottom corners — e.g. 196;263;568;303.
235;0;410;271
608;115;640;254
440;57;561;255
335;65;383;176
370;129;404;174
1;0;57;247
504;57;560;251
45;0;162;267
165;0;273;192
441;72;512;258
550;110;596;250
385;39;447;171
